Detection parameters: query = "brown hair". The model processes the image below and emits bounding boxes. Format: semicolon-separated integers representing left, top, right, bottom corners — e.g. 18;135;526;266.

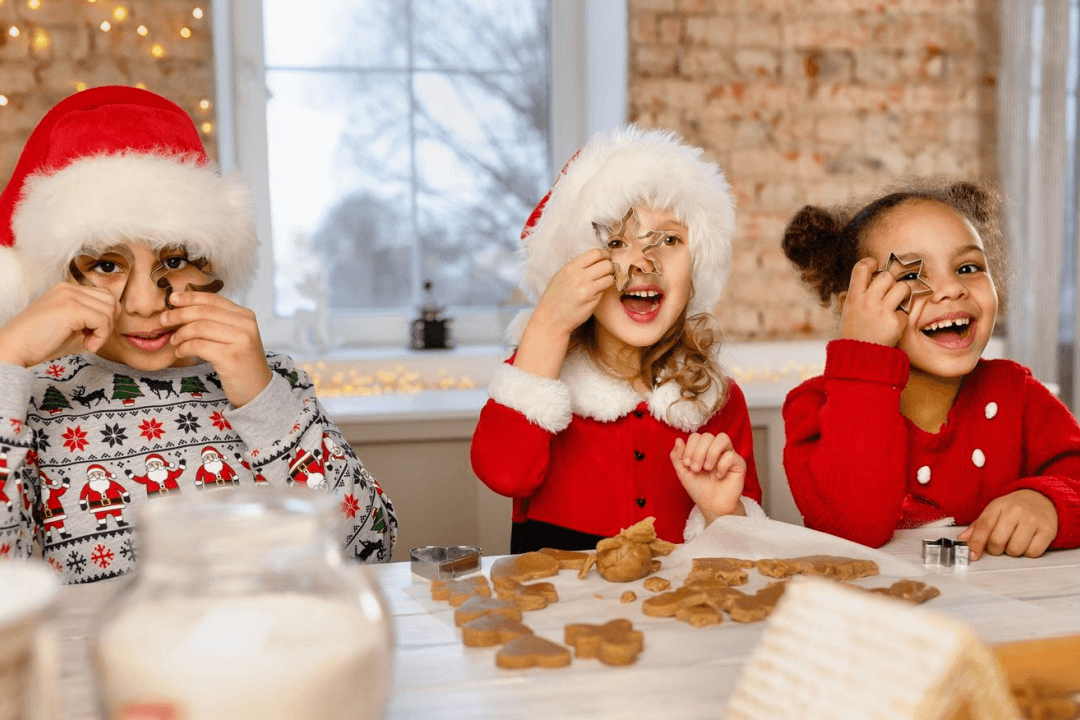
569;306;729;422
781;179;1007;307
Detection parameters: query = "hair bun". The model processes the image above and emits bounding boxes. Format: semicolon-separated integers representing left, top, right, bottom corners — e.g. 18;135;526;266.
782;205;848;304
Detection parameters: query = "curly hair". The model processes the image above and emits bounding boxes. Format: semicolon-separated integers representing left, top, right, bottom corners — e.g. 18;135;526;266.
569;305;728;423
781;179;1007;308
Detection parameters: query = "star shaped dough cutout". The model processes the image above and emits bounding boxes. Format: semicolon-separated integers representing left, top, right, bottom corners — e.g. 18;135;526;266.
592;208;664;292
882;253;933;314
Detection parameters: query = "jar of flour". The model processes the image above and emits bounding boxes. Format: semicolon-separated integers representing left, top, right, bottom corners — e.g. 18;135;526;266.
93;489;392;720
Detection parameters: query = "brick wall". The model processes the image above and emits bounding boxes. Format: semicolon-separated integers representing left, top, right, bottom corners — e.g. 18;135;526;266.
628;0;998;339
0;0;216;185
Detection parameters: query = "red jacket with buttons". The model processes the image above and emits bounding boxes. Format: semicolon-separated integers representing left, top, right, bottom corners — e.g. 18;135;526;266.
471;354;762;545
783;339;1080;549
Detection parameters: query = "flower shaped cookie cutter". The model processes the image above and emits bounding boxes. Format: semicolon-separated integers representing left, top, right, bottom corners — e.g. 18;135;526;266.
921;537;969;568
409;545;482;580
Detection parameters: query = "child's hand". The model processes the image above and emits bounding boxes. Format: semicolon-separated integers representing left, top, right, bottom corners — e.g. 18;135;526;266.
838;257;914;347
956;489;1058;560
0;282;119;367
670;433;747;526
530;248;615;338
162;291;273;408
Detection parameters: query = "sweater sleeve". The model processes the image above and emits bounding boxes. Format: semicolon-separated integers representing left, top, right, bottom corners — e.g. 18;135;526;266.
226;354;398;563
0;362;37;561
1005;369;1080;549
470;361;569;501
782;340;912;547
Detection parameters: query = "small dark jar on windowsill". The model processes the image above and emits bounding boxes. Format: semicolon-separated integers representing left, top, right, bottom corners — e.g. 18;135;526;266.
411;281;454;350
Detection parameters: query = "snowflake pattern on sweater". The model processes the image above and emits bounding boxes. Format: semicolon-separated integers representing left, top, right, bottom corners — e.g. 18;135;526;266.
0;352;397;584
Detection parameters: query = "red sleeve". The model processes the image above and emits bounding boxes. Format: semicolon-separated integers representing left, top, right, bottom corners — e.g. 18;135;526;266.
704;380;761;504
782;339;912;547
470;398;555;500
1007;369;1080;549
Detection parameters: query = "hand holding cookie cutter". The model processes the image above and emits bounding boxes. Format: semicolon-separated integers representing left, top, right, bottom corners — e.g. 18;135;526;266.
69;244;223;309
410;545;482;580
922;537;969;568
592;207;664;292
873;253;933;314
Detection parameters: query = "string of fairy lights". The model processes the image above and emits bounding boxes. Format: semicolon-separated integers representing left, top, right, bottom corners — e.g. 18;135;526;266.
0;0;213;136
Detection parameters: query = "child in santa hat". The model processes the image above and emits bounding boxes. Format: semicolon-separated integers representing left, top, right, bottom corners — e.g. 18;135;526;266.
0;86;397;582
471;125;763;552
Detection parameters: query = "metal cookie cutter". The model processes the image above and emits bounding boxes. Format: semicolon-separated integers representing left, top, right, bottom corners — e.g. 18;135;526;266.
922;538;970;568
409;545;482;580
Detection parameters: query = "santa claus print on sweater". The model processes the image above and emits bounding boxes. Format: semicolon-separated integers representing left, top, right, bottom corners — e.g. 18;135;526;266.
78;464;131;531
124;454;185;498
194;446;238;488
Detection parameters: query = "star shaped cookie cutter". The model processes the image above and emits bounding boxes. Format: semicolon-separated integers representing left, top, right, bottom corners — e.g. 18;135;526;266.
921;537;969;568
592;207;664;292
875;253;933;314
410;545;482;580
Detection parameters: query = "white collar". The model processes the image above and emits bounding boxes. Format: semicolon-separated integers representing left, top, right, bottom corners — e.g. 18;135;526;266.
560;349;721;432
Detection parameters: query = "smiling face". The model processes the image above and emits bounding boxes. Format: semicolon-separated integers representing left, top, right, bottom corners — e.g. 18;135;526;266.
69;240;207;371
863;199;999;380
591;205;693;366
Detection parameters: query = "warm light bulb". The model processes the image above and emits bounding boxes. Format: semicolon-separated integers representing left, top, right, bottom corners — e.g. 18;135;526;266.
192;7;203;19
27;0;40;9
32;29;48;49
198;99;211;110
0;95;8;106
75;82;87;91
179;26;191;38
99;21;111;31
200;121;212;134
150;43;164;58
136;25;148;36
8;26;20;38
113;6;127;21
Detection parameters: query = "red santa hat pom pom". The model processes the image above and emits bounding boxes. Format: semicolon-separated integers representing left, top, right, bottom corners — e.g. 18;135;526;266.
0;85;257;324
515;124;735;338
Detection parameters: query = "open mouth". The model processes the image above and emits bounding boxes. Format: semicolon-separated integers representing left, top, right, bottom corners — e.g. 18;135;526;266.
920;316;974;347
621;288;664;320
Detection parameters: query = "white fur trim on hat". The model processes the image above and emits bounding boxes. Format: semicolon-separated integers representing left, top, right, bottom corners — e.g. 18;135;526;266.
520;125;735;316
8;152;256;321
488;362;573;433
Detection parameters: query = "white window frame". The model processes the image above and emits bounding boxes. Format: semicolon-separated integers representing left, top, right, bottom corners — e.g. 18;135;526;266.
214;0;626;352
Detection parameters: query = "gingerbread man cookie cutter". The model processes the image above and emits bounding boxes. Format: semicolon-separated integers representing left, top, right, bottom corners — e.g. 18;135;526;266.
592;207;665;292
410;545;482;580
873;252;933;314
921;537;969;568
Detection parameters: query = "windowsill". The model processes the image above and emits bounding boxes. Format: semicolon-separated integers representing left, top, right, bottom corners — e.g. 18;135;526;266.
313;337;1008;424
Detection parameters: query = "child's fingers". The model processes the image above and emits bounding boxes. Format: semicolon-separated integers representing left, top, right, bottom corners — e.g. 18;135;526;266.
702;434;732;472
848;257;878;293
713;448;744;480
1004;522;1036;557
961;505;1001;560
686;433;714;471
883;279;913;309
983;513;1020;556
1026;527;1055;558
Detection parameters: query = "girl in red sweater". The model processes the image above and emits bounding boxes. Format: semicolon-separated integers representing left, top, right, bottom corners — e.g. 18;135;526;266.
782;180;1080;559
471;126;762;553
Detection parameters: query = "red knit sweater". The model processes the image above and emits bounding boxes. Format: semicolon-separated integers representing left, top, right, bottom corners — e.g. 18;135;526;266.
783;339;1080;549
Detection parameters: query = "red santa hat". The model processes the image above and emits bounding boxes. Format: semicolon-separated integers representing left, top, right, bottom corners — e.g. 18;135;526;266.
0;85;256;323
86;464;113;478
200;446;220;459
145;453;166;466
516;125;735;335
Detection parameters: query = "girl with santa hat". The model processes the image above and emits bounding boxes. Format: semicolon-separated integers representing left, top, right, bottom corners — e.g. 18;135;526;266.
0;86;397;583
471;126;763;552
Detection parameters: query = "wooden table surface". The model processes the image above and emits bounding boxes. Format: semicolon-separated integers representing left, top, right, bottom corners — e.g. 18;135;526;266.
49;527;1080;720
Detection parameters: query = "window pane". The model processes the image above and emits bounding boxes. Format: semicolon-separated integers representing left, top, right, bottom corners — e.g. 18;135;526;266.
265;70;414;313
263;0;407;68
262;0;551;318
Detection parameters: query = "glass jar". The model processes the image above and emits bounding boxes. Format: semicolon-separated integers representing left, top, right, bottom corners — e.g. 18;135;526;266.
93;488;392;720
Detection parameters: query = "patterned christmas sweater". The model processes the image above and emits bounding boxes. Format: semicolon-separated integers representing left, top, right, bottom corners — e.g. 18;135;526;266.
0;352;398;584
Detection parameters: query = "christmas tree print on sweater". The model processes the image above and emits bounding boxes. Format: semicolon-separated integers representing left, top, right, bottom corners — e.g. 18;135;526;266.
0;352;398;583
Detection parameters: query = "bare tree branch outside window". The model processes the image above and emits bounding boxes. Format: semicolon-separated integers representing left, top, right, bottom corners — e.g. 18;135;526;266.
263;0;551;315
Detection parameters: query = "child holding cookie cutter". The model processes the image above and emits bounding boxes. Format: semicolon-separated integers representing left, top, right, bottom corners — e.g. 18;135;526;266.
781;180;1080;558
0;86;397;582
471;126;763;553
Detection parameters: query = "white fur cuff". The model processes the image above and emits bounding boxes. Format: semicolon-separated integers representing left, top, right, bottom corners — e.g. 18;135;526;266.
488;363;573;433
683;496;767;542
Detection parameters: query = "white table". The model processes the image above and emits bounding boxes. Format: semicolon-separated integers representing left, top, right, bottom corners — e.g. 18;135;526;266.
51;528;1080;720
